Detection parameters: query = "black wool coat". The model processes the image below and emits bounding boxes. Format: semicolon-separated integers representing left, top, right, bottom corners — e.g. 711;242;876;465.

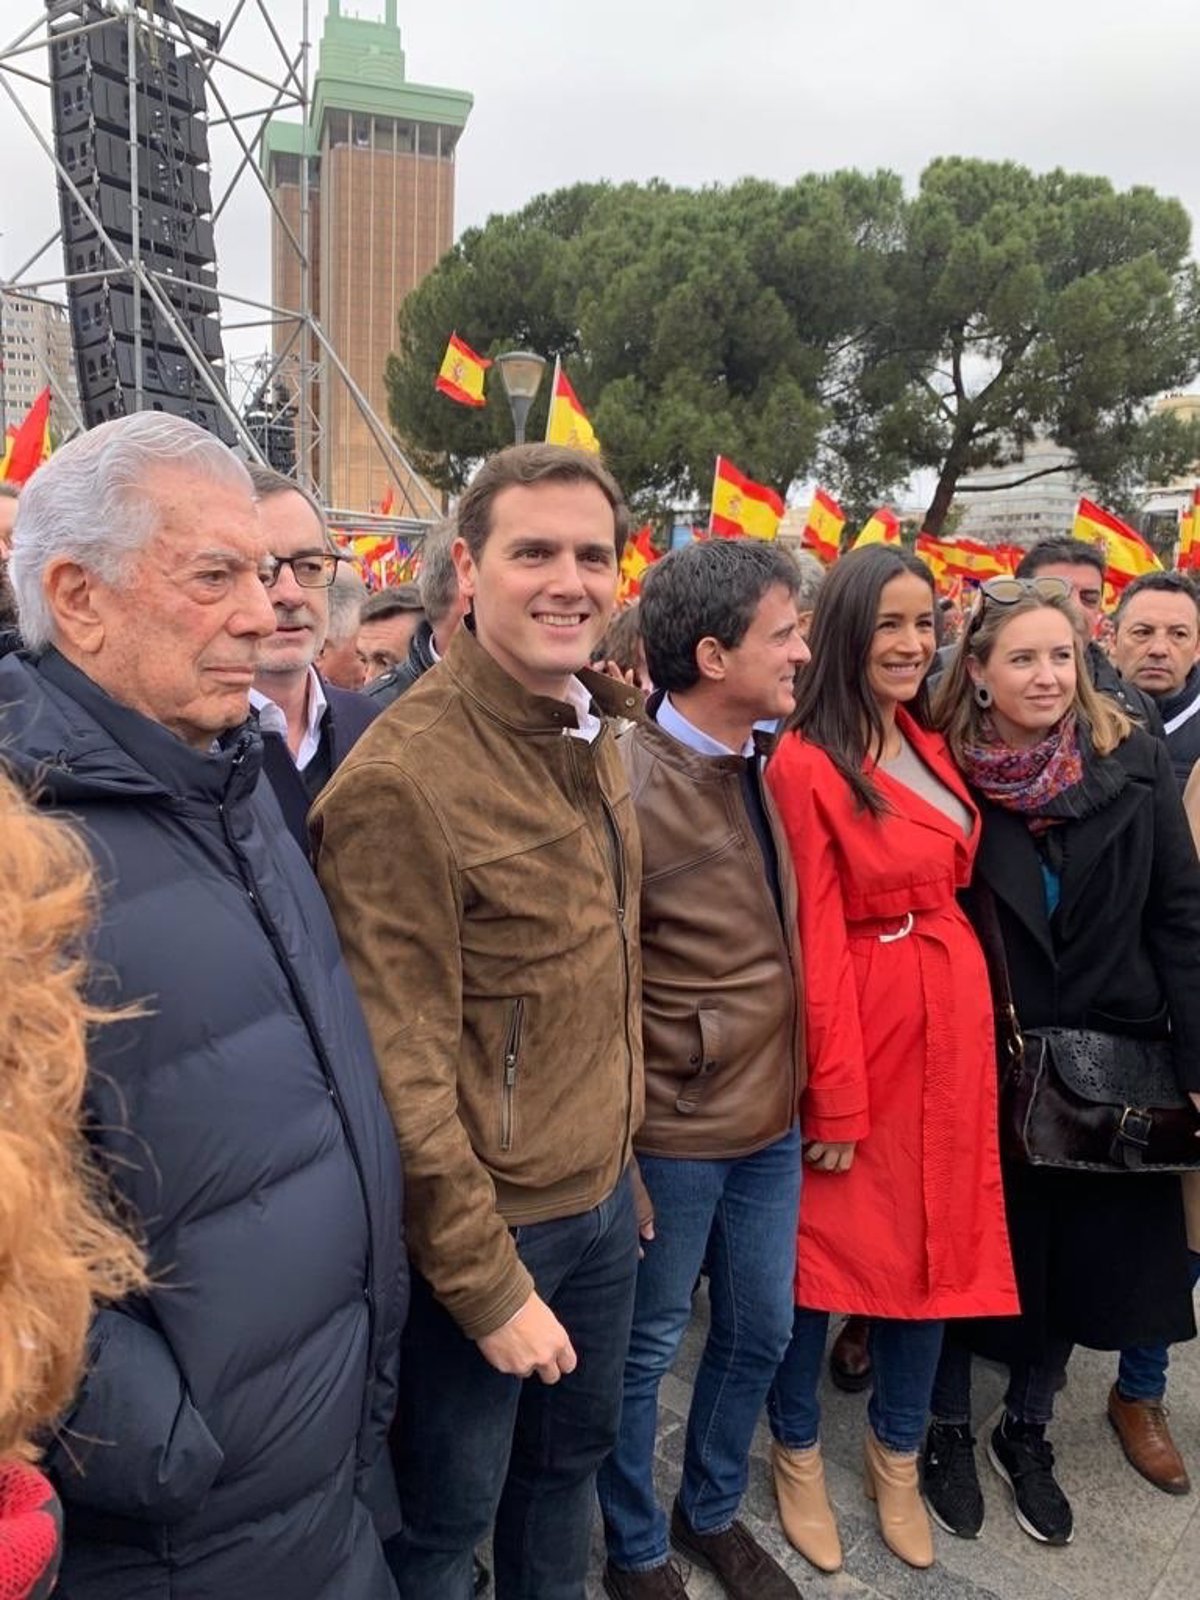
258;678;380;858
0;647;406;1600
968;727;1199;1354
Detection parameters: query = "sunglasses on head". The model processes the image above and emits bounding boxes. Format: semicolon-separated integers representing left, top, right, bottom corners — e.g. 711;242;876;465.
966;575;1073;633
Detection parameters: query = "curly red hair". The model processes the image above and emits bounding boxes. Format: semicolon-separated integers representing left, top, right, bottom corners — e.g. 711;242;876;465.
0;770;146;1463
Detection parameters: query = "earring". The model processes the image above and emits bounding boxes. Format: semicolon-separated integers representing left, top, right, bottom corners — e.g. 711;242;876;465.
974;683;993;709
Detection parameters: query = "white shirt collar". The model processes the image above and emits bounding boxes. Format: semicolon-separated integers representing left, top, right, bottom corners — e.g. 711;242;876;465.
562;675;603;743
251;666;328;770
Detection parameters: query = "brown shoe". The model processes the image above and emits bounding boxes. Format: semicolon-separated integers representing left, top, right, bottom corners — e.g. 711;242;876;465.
1107;1385;1191;1495
829;1316;872;1393
669;1500;800;1599
772;1440;842;1572
602;1556;690;1599
863;1429;934;1568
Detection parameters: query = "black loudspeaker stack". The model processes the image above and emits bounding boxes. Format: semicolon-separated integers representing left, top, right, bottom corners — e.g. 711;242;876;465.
47;1;234;441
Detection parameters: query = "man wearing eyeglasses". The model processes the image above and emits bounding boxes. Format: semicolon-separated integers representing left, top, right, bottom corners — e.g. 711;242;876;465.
247;463;379;857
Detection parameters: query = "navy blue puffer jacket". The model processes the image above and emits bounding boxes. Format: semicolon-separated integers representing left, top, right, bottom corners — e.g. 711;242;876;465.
0;647;406;1600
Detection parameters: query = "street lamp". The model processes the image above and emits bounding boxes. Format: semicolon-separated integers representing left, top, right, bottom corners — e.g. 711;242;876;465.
494;349;546;445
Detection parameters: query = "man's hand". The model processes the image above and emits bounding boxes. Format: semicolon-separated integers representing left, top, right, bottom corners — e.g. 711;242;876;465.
630;1161;655;1258
804;1140;856;1173
476;1293;577;1384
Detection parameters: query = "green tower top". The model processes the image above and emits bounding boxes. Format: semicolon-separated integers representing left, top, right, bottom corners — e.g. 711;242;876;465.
263;4;472;171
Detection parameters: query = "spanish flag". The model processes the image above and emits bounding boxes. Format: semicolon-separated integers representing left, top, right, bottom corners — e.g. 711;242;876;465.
938;536;1016;582
618;523;659;603
545;359;601;454
710;456;785;542
914;532;949;589
0;387;52;485
851;507;900;550
1073;497;1161;593
801;487;845;562
435;333;490;408
1177;488;1200;572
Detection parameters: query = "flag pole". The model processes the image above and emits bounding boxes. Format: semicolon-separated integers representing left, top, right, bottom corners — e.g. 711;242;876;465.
708;456;721;538
544;355;561;444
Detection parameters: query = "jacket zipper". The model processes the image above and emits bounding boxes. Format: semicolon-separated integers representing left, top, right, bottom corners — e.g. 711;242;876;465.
500;996;525;1151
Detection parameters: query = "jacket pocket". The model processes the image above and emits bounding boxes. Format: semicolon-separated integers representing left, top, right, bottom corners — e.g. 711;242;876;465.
675;1007;722;1115
500;997;526;1151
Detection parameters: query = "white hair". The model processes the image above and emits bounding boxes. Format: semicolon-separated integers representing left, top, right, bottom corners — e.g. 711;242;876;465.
325;561;368;644
418;517;460;625
10;412;254;649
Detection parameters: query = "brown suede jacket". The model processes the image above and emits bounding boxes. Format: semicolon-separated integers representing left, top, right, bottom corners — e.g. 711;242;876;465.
621;711;805;1159
311;626;644;1340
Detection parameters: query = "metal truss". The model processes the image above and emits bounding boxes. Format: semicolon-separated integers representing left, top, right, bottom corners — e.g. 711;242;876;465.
0;1;440;519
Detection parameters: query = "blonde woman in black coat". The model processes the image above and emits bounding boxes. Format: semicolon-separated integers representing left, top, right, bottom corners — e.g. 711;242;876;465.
924;578;1200;1549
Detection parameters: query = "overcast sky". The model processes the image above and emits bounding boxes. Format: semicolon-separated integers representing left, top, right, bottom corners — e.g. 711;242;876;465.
2;0;1198;394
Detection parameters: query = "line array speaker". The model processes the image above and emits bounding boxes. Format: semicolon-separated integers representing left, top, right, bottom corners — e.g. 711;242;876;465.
48;1;233;440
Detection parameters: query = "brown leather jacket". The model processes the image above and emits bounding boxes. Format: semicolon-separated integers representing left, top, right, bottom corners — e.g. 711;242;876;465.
622;711;805;1159
311;626;644;1339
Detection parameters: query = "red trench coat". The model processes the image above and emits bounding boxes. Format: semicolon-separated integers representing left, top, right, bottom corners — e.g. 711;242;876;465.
766;711;1019;1321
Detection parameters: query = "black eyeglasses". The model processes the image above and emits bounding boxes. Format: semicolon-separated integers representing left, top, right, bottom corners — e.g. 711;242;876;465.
260;553;342;590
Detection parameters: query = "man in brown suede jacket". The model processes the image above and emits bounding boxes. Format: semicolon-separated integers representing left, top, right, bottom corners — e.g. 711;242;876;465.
312;444;646;1600
597;540;809;1600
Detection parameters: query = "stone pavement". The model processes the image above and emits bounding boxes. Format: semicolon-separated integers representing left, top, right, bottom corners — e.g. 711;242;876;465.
585;1288;1200;1600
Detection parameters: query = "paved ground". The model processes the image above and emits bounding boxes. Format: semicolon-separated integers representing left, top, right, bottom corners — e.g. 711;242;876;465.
585;1287;1200;1600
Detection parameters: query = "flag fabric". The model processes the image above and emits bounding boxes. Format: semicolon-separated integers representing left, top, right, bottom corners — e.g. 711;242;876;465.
800;487;845;562
1178;488;1200;572
435;333;490;408
1073;497;1161;594
0;388;51;485
545;359;601;454
914;532;950;589
710;456;785;541
617;523;660;604
851;507;900;550
938;536;1016;582
0;426;15;480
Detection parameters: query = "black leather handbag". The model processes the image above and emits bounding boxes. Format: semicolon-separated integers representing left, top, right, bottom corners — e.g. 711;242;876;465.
975;887;1200;1174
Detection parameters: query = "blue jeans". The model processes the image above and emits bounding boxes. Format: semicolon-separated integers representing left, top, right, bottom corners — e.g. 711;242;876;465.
598;1126;801;1572
385;1169;638;1600
1117;1250;1200;1401
769;1308;944;1455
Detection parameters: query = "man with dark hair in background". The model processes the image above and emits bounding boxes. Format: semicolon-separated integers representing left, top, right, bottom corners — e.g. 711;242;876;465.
598;540;808;1600
246;463;378;857
1112;570;1200;788
358;584;425;682
367;518;469;707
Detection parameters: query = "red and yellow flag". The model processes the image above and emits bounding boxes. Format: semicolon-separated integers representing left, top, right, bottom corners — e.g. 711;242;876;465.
0;388;52;485
938;536;1016;582
1073;497;1161;595
1177;488;1200;572
434;333;490;408
801;486;845;562
914;531;949;589
617;523;660;604
851;507;900;550
545;361;600;454
710;456;785;541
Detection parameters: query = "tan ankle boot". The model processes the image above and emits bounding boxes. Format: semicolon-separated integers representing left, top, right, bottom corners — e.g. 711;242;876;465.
863;1429;934;1568
771;1440;843;1572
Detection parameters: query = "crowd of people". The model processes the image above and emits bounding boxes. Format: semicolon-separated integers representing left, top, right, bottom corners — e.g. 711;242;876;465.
0;413;1197;1600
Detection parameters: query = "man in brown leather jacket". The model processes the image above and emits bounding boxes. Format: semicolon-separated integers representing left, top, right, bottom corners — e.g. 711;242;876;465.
597;540;809;1600
312;444;646;1600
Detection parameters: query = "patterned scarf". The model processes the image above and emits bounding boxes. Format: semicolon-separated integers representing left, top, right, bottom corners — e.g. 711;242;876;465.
960;714;1084;835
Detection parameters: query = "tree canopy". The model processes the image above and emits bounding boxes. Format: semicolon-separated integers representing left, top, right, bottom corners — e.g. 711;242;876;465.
384;160;1200;528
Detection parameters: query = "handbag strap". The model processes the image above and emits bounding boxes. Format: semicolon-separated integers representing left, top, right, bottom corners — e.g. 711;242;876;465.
971;880;1025;1067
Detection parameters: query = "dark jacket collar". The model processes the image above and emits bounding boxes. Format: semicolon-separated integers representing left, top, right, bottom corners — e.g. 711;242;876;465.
1155;663;1200;722
6;647;262;807
443;621;643;733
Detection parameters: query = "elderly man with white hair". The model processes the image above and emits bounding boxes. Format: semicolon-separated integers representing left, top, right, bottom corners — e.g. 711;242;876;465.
0;413;406;1600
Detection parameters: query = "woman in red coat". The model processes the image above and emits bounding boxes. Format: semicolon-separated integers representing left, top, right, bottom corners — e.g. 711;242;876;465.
764;547;1018;1574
